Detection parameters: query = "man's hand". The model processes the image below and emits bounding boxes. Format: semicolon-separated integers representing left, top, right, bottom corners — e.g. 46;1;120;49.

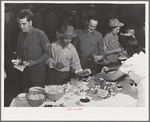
56;62;66;69
93;55;103;62
24;60;36;67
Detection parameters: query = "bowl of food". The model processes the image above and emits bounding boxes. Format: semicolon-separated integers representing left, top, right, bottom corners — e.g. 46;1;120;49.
17;93;27;101
26;90;46;107
44;85;64;101
29;86;44;92
79;96;91;106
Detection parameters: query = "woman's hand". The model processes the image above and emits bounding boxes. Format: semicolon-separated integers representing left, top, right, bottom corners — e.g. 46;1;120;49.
114;47;122;53
94;73;105;81
101;66;109;73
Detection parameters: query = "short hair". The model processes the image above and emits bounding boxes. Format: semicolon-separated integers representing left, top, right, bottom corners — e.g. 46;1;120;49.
17;11;33;21
125;24;137;33
122;36;144;57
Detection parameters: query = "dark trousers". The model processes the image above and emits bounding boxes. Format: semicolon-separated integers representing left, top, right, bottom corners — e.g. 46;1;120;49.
23;63;46;89
46;68;70;85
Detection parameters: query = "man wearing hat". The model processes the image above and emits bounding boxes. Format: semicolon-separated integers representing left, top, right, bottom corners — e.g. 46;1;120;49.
16;9;51;90
45;26;82;85
103;18;124;66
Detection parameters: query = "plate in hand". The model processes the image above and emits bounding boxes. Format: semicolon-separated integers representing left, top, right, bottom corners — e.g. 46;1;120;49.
118;56;128;60
75;69;92;76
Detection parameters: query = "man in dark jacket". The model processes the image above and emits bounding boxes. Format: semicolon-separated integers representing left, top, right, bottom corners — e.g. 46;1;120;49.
16;9;51;90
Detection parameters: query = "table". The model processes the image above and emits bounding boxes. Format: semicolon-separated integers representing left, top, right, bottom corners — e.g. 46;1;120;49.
9;80;138;107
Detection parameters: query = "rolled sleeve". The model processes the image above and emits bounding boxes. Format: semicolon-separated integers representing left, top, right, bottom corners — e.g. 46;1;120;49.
45;58;57;68
119;61;132;74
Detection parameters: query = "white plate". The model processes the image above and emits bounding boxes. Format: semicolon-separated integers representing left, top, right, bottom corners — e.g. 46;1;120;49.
75;69;92;76
118;56;127;60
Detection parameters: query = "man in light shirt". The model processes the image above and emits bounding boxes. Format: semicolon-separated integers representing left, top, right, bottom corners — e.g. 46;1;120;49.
45;26;82;85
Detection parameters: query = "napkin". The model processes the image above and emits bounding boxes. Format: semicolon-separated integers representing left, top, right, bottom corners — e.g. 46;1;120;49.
14;65;26;72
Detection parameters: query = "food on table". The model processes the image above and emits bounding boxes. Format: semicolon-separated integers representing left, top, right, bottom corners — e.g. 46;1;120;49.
87;77;123;98
97;89;108;98
44;105;53;107
62;83;73;93
80;97;90;103
77;86;87;96
79;87;85;92
79;96;91;106
44;85;64;94
75;69;92;76
28;94;45;100
69;78;79;86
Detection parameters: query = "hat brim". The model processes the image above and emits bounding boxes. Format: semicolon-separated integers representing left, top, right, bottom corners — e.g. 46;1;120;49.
117;22;124;27
59;33;77;38
110;22;124;27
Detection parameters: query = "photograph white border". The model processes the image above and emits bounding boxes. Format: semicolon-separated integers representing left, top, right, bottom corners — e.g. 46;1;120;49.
1;1;149;121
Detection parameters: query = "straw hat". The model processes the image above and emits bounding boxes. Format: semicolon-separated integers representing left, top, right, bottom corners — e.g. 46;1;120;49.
59;26;76;38
109;19;124;27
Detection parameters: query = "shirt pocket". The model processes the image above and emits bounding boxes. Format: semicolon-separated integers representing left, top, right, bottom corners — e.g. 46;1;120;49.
27;42;39;50
91;41;97;46
64;57;71;66
90;40;98;53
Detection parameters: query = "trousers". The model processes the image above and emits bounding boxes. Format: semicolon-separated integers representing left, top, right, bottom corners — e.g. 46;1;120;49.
23;63;46;89
46;68;70;85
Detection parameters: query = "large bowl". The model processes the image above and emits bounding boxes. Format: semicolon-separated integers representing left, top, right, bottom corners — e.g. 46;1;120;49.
45;92;64;101
26;90;46;107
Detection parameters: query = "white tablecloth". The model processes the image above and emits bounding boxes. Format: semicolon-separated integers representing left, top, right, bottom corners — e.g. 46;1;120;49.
9;81;138;107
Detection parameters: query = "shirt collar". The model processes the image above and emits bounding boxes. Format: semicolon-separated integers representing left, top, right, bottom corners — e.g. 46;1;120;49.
26;26;33;35
58;40;71;50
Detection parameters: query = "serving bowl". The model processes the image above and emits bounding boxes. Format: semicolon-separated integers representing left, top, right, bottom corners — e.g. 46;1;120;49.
26;90;46;107
29;86;44;92
79;96;91;106
45;91;64;101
